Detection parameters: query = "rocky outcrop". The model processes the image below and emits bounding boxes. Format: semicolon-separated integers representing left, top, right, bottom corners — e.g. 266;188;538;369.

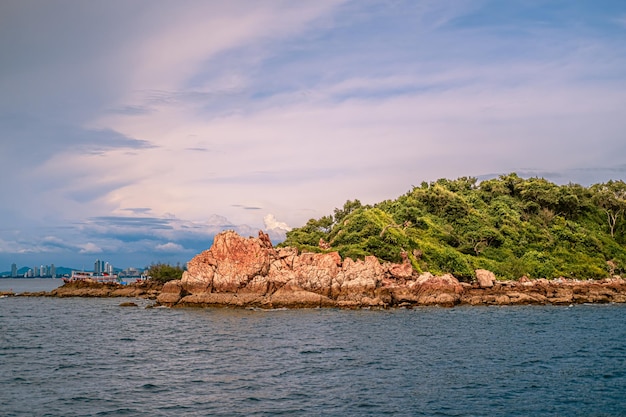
46;280;161;299
160;230;395;308
380;272;465;307
475;269;495;288
156;230;626;308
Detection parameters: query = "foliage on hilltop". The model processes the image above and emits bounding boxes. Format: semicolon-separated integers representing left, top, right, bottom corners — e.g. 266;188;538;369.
280;174;626;280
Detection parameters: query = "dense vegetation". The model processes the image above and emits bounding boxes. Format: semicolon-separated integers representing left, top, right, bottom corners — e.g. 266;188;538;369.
146;262;185;283
281;174;626;280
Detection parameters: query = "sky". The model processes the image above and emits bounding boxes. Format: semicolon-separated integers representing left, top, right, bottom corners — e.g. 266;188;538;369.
1;0;626;271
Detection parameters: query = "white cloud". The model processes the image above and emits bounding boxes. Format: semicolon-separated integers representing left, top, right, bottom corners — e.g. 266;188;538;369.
155;242;185;252
79;243;102;254
264;214;292;232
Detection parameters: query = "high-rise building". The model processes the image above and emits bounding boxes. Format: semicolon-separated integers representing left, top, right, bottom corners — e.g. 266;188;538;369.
50;264;56;278
11;263;17;278
94;259;106;274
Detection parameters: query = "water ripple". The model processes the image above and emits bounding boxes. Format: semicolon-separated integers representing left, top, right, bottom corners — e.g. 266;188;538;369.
1;299;626;416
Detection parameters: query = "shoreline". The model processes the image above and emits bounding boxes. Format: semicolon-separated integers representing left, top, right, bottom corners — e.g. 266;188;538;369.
2;276;625;308
154;230;626;308
4;230;626;308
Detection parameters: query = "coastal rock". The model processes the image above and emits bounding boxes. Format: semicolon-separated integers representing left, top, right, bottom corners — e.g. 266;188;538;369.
181;269;212;294
269;286;336;308
335;256;382;300
388;272;463;306
157;280;184;305
475;269;495;288
384;250;414;279
386;262;413;279
211;231;271;292
291;251;341;296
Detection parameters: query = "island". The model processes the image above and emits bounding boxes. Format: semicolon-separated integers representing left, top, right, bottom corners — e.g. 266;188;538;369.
149;229;626;308
5;174;626;308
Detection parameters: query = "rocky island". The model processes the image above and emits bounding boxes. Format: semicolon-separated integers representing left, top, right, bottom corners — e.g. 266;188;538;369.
7;174;626;308
154;230;626;308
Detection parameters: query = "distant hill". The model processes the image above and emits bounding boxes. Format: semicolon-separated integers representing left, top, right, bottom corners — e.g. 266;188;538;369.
280;173;626;280
0;266;77;277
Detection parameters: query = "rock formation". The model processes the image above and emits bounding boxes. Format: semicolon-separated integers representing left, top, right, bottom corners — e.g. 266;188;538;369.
475;269;495;288
45;279;160;299
156;230;626;308
164;230;392;308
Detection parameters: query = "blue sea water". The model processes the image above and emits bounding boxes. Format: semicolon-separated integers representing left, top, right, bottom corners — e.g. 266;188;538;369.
1;280;625;416
0;278;64;293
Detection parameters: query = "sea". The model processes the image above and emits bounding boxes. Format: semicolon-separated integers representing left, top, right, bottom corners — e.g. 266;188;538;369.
1;278;625;417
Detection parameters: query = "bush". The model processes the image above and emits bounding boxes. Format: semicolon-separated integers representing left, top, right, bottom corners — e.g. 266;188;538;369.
146;263;184;283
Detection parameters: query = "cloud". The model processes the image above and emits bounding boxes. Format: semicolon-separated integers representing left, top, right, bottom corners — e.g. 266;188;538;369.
155;242;185;253
264;214;292;232
79;243;102;254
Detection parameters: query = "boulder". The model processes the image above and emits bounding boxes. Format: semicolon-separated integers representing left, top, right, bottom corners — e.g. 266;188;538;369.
181;269;213;294
157;280;184;306
475;269;495;288
386;262;413;279
403;273;463;306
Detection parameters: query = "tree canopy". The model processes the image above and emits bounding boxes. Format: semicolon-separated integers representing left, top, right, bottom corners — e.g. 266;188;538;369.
280;174;626;280
146;262;185;283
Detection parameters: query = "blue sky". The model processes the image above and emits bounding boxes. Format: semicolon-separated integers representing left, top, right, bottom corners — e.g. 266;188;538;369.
1;0;625;271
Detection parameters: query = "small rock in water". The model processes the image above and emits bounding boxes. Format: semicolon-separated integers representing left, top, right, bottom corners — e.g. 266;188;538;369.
119;302;138;307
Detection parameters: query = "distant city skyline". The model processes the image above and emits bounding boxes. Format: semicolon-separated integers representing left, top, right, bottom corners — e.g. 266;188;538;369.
2;259;145;278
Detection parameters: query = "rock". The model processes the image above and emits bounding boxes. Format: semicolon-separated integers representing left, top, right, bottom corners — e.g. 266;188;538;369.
181;269;212;294
290;251;341;295
386;262;413;279
209;230;271;292
385;250;414;279
119;302;138;307
335;256;383;300
258;230;273;248
157;280;184;306
270;286;335;308
403;273;463;306
475;269;495;288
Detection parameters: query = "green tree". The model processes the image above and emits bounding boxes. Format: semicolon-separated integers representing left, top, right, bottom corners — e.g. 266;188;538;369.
592;180;626;237
146;262;184;283
333;199;362;224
